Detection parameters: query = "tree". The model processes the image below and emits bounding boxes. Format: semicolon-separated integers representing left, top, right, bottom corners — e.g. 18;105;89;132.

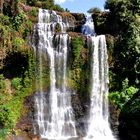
87;7;101;14
105;0;140;86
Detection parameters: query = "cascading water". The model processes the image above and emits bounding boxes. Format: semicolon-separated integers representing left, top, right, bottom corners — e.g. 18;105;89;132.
85;36;116;140
82;15;95;36
82;15;116;140
32;8;116;140
33;9;77;139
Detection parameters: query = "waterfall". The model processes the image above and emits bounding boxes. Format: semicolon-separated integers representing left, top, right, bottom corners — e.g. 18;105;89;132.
82;15;116;140
85;36;116;140
32;8;116;140
81;15;95;36
33;9;77;139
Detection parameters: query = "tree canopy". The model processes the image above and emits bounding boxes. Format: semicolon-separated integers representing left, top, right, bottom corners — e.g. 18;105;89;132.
104;0;140;86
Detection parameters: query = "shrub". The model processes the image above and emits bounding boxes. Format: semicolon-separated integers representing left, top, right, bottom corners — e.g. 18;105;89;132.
71;36;84;59
28;7;38;17
0;15;10;26
109;78;138;109
11;13;25;30
11;77;22;90
0;129;10;140
0;74;6;90
26;0;37;6
12;37;25;49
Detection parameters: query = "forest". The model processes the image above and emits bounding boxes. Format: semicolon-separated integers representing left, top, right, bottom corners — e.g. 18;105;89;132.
0;0;140;140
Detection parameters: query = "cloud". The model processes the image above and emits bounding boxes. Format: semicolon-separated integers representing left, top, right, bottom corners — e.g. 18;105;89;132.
54;0;74;4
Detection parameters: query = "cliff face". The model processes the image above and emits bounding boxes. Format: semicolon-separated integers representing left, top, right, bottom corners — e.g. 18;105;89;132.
71;13;86;32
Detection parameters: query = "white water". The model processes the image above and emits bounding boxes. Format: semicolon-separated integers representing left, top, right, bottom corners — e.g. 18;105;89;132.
33;9;77;139
82;14;116;140
81;15;95;36
32;9;116;140
85;36;116;140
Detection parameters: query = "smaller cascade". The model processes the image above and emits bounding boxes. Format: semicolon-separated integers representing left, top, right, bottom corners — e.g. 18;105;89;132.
81;14;95;36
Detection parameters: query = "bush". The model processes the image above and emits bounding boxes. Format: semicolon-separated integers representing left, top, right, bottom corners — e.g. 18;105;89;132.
28;7;38;17
12;37;25;49
0;15;10;26
109;78;138;109
11;13;25;30
11;77;22;90
0;129;10;140
26;0;37;6
0;75;6;90
71;36;84;59
0;96;23;129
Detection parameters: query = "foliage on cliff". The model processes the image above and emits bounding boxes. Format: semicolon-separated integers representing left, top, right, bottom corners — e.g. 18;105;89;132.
23;0;65;12
68;34;90;97
105;0;140;85
0;1;38;138
88;0;140;110
119;90;140;140
109;78;138;109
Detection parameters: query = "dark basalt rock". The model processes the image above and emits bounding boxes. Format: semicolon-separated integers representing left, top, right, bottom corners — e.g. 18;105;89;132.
71;13;86;33
109;102;120;137
57;12;86;33
119;91;140;140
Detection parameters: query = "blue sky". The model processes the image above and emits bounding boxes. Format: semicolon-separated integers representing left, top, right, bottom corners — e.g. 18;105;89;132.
54;0;106;13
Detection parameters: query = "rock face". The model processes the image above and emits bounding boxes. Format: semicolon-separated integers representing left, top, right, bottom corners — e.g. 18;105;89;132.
119;91;140;140
109;103;120;137
16;95;35;137
71;13;86;33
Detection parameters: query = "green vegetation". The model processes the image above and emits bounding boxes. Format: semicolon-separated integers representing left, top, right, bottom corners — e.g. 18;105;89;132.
68;35;90;98
0;0;38;138
11;13;25;30
0;51;35;139
0;0;139;139
104;0;140;106
0;75;6;92
11;77;22;90
71;36;84;60
106;0;140;85
118;90;140;140
109;78;138;109
25;0;65;12
88;0;140;110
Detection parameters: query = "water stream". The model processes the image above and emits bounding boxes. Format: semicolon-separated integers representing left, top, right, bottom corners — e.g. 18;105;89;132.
33;9;77;139
85;36;116;140
32;10;116;140
82;15;116;140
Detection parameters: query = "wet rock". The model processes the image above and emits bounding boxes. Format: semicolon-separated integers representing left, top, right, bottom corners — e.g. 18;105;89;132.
71;13;86;33
109;102;120;137
57;12;76;30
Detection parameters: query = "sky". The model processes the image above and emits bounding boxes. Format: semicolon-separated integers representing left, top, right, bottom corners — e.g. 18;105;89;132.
54;0;106;13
